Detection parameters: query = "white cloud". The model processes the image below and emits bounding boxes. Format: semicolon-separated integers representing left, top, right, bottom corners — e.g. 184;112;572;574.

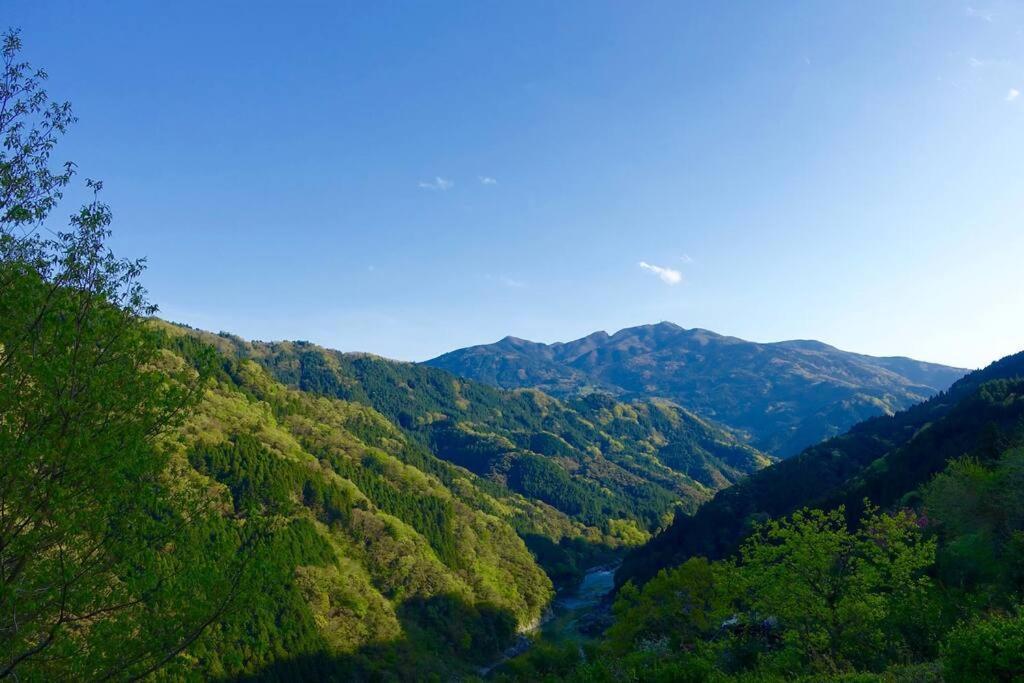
639;261;682;285
679;254;694;264
499;276;525;288
485;273;526;288
479;176;498;185
966;6;995;22
418;176;454;191
1007;88;1020;102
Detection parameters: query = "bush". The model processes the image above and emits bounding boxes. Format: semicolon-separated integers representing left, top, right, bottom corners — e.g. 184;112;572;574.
941;610;1024;682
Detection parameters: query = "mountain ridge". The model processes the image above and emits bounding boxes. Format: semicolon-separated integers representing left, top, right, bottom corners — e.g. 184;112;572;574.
617;347;1024;590
426;322;968;456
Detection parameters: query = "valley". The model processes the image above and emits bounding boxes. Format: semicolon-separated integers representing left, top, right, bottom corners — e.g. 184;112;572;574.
5;13;1024;682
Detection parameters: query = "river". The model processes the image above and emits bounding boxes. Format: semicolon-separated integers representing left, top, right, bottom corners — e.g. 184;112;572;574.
540;563;618;643
480;563;620;676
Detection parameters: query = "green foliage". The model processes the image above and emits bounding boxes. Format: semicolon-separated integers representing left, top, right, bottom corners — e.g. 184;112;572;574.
135;327;559;679
496;640;588;681
738;507;936;674
324;450;462;569
201;335;770;545
557;647;717;683
606;558;736;655
0;29;76;229
940;610;1024;682
398;594;517;664
0;32;249;680
621;354;1024;589
923;448;1024;606
558;387;1024;683
594;507;936;681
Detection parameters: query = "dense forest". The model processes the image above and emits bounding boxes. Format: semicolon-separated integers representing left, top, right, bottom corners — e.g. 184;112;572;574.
619;349;1024;588
191;331;771;535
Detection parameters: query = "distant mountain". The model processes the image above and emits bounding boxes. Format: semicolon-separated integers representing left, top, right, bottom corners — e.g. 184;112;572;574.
617;348;1024;589
426;322;968;457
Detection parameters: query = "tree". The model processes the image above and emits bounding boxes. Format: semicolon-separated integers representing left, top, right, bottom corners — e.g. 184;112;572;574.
606;558;736;655
941;609;1024;683
0;30;248;679
738;505;936;674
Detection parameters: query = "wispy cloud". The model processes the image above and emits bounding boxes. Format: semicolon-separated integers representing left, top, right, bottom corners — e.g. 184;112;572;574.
418;176;454;191
969;56;1014;69
639;261;682;286
479;176;498;185
499;275;525;288
679;254;694;264
966;6;995;22
485;273;526;288
1007;88;1020;102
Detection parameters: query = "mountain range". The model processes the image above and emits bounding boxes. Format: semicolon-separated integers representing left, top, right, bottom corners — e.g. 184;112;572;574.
427;322;968;457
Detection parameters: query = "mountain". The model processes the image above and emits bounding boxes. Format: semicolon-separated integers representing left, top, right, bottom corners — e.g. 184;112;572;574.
147;322;772;678
617;348;1024;590
153;324;553;679
426;322;968;457
200;330;772;534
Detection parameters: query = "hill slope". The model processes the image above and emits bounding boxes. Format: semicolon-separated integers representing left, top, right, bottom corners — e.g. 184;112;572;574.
154;326;554;679
427;322;967;456
197;331;772;534
617;349;1024;589
150;323;771;678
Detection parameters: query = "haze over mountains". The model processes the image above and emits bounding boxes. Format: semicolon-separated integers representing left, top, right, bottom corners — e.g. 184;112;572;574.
427;322;968;457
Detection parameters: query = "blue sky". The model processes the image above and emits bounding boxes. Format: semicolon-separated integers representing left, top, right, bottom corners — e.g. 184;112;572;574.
9;1;1024;368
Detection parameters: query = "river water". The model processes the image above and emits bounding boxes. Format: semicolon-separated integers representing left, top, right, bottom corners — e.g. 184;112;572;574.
480;563;619;676
540;563;618;642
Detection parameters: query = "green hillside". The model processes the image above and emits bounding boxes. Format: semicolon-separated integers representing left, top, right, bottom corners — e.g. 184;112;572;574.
122;322;768;679
151;325;557;679
196;331;771;535
498;351;1024;682
618;349;1024;590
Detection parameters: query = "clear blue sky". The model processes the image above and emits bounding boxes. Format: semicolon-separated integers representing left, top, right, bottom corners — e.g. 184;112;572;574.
9;1;1024;368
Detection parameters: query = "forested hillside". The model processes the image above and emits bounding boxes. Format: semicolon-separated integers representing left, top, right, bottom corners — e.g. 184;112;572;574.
427;322;966;456
94;322;766;679
193;331;771;536
151;325;558;679
497;350;1024;682
7;21;1019;682
618;349;1024;589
